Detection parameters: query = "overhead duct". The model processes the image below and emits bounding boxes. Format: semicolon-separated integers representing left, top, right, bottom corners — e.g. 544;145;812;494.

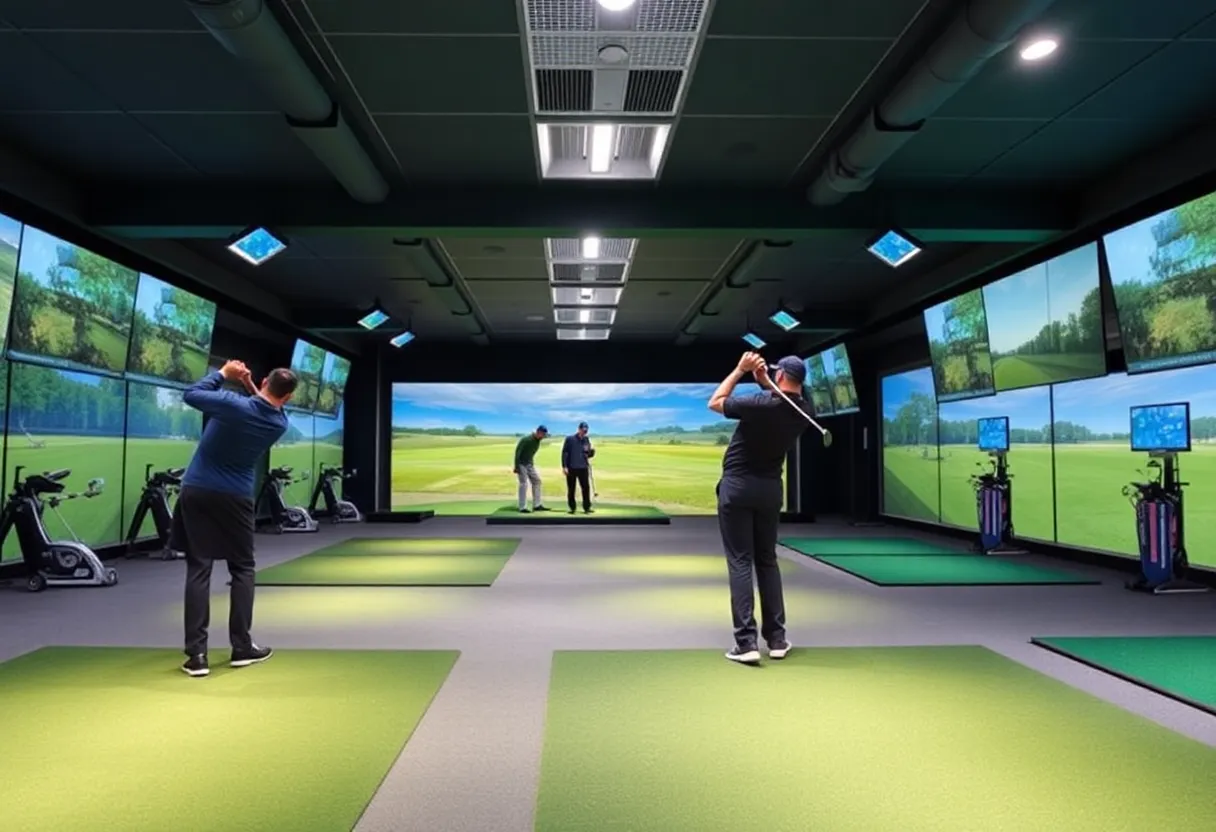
808;0;1058;206
185;0;389;203
675;241;793;345
395;240;491;346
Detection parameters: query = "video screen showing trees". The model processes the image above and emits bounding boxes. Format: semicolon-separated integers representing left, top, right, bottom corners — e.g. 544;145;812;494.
880;367;940;523
315;353;350;417
984;243;1106;391
823;344;859;414
923;289;995;402
123;383;202;540
1106;189;1216;373
802;353;835;415
10;227;138;375
1;363;127;561
127;274;217;387
269;412;316;509
0;213;22;350
937;387;1054;541
288;340;325;411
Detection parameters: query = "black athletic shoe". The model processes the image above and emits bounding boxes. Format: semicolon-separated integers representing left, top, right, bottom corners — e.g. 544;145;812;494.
534;505;551;512
231;644;273;668
568;508;576;514
181;654;209;677
768;640;792;660
725;645;761;664
518;508;531;513
584;508;595;514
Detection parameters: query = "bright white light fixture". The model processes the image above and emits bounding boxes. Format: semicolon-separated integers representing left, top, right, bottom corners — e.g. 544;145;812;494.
557;327;611;341
581;236;601;260
596;0;636;11
579;288;595;302
578;309;593;324
589;124;615;173
1019;38;1058;61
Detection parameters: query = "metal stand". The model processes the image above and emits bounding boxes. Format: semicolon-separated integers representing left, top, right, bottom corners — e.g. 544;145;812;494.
977;451;1026;555
1126;453;1208;595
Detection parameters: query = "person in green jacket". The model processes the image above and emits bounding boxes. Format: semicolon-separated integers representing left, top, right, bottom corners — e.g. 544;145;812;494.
513;425;551;513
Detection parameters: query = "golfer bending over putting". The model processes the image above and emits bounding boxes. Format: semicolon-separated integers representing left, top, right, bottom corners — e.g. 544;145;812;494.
175;361;296;677
514;425;551;513
709;353;809;664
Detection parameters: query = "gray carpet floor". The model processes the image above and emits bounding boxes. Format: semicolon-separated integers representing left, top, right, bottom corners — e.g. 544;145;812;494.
2;517;1215;831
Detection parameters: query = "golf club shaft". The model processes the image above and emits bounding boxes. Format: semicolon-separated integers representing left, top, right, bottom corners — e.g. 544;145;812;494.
765;375;829;437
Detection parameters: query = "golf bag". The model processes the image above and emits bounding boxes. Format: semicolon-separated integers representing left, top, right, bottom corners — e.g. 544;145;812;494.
1135;495;1181;588
976;478;1011;552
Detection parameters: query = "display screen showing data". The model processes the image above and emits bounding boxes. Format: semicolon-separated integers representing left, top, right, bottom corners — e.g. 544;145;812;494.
923;288;995;402
977;416;1010;452
1129;403;1190;452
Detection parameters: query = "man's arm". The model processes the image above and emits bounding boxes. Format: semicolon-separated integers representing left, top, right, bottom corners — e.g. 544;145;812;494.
561;437;571;470
708;352;763;414
182;369;249;420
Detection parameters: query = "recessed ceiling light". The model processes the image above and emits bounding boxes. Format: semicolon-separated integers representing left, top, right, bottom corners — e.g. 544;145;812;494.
589;124;615;173
582;236;601;259
389;331;415;348
227;227;286;266
769;310;800;332
357;309;389;330
867;230;921;268
1019;38;1058;61
596;0;636;11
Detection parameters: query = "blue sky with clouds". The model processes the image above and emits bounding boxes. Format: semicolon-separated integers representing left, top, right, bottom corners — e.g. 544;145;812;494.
1102;206;1173;289
391;382;768;435
983;243;1100;353
881;367;934;421
939;385;1050;431
0;213;19;251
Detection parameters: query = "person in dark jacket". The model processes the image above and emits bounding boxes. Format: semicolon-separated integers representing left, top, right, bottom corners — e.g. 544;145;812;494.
709;353;810;665
175;361;296;677
562;422;594;514
513;426;550;512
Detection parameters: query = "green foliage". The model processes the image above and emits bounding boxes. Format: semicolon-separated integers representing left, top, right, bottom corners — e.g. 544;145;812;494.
1000;287;1105;359
929;289;994;396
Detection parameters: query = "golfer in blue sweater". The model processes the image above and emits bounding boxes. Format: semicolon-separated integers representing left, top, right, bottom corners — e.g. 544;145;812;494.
562;422;595;514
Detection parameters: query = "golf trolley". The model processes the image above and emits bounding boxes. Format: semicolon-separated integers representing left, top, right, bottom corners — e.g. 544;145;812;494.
257;466;318;534
1;466;116;592
970;450;1026;555
125;464;184;560
1123;453;1207;594
308;463;362;523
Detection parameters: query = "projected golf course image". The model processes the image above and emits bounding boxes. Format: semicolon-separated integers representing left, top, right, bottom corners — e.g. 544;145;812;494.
881;363;1216;568
122;383;201;541
391;382;785;515
0;213;21;347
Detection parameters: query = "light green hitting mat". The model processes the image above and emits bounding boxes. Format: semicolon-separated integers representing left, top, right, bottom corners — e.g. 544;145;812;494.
309;536;521;556
535;646;1216;831
0;647;458;832
811;553;1096;585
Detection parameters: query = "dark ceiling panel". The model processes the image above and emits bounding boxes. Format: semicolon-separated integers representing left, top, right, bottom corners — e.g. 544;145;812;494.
1186;13;1216;39
0;0;203;30
329;37;529;113
0;112;198;179
378;115;536;183
1034;0;1216;39
707;0;926;38
290;235;422;262
633;238;743;261
135;114;332;180
628;258;724;281
936;40;1163;121
456;259;547;280
682;39;890;116
880;118;1048;179
1067;41;1216;122
441;238;546;259
662;117;831;185
0;32;113;111
299;0;521;35
26;32;279;112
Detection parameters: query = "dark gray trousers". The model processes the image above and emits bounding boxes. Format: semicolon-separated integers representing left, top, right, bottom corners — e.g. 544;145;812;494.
717;475;786;650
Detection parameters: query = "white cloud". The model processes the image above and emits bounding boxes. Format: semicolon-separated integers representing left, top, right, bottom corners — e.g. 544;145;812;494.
392;382;714;413
545;407;682;430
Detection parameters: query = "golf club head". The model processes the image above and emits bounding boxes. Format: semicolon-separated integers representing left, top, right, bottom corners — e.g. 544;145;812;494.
821;429;833;448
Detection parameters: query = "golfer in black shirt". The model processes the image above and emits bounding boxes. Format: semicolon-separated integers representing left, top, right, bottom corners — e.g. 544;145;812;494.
709;353;810;664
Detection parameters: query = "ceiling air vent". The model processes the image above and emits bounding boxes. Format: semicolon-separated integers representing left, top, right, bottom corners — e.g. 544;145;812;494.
624;69;682;113
556;327;611;341
535;69;593;112
555;307;617;326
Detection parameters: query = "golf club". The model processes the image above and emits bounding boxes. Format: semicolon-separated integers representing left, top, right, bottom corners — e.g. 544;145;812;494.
758;364;833;447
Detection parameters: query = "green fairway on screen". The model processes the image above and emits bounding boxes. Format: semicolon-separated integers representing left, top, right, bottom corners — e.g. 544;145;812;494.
390;382;786;515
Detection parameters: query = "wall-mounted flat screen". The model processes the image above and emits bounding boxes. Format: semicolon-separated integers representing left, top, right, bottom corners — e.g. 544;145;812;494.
9;227;139;375
1106;189;1216;374
127;273;217;387
976;416;1010;452
983;243;1106;391
315;353;350;417
288;339;325;411
1129;402;1190;453
923;288;995;402
821;344;859;415
802;353;835;416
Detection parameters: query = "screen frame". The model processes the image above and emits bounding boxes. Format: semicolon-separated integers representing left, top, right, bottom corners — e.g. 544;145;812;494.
923;287;998;404
1128;401;1191;453
975;416;1010;452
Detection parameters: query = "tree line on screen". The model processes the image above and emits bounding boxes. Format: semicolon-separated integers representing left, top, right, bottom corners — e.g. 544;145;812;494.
126;383;202;439
1116;195;1216;361
928;290;994;394
394;422;736;438
129;285;214;383
999;287;1104;358
7;363;126;434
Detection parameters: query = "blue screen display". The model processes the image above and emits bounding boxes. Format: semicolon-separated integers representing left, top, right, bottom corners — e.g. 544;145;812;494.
742;332;766;349
358;309;389;330
868;230;921;267
390;331;415;348
1130;403;1190;452
228;227;286;265
976;416;1009;452
769;310;800;331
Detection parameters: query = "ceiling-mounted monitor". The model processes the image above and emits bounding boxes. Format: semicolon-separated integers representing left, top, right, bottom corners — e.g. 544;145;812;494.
923;288;995;403
802;352;835;416
127;273;218;387
288;338;326;411
315;353;351;417
820;343;859;415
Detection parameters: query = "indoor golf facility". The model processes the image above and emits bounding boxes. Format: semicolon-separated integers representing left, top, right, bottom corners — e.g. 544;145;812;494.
2;1;1216;830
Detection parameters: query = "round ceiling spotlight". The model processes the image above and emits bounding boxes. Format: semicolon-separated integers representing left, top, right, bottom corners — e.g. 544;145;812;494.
596;0;637;12
1019;38;1058;62
597;44;629;65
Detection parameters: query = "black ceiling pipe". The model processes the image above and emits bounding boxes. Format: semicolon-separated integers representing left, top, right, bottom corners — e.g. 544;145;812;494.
394;239;491;345
808;0;1059;205
185;0;389;204
675;241;794;345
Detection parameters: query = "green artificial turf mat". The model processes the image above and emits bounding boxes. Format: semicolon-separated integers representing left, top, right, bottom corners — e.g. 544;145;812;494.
780;536;963;556
810;553;1095;586
310;536;520;557
536;646;1216;832
257;551;512;586
486;504;668;522
1033;636;1216;715
0;647;458;832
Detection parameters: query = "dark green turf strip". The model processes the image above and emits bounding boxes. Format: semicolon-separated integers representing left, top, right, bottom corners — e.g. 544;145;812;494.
0;647;457;832
809;553;1096;586
780;536;964;556
1033;636;1216;715
536;646;1216;831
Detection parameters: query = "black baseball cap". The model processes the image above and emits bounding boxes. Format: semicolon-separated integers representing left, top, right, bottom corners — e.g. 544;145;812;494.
536;425;549;435
770;356;806;383
578;421;589;430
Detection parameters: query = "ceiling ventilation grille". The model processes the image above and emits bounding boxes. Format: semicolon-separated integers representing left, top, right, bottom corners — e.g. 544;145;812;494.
545;233;638;341
547;238;635;261
535;69;594;112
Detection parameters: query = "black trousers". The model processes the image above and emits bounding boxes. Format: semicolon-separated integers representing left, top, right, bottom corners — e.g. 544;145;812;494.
566;467;591;511
171;485;257;657
717;475;786;649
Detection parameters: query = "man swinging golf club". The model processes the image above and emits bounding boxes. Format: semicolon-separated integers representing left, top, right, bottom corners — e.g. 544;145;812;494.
709;352;811;665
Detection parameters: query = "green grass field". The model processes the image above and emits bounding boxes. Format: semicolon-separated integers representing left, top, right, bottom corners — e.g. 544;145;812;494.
269;441;317;508
883;442;1216;568
21;305;129;372
992;352;1106;390
390;432;769;515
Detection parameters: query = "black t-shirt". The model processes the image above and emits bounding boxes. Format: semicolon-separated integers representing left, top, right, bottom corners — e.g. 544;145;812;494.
721;391;810;479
